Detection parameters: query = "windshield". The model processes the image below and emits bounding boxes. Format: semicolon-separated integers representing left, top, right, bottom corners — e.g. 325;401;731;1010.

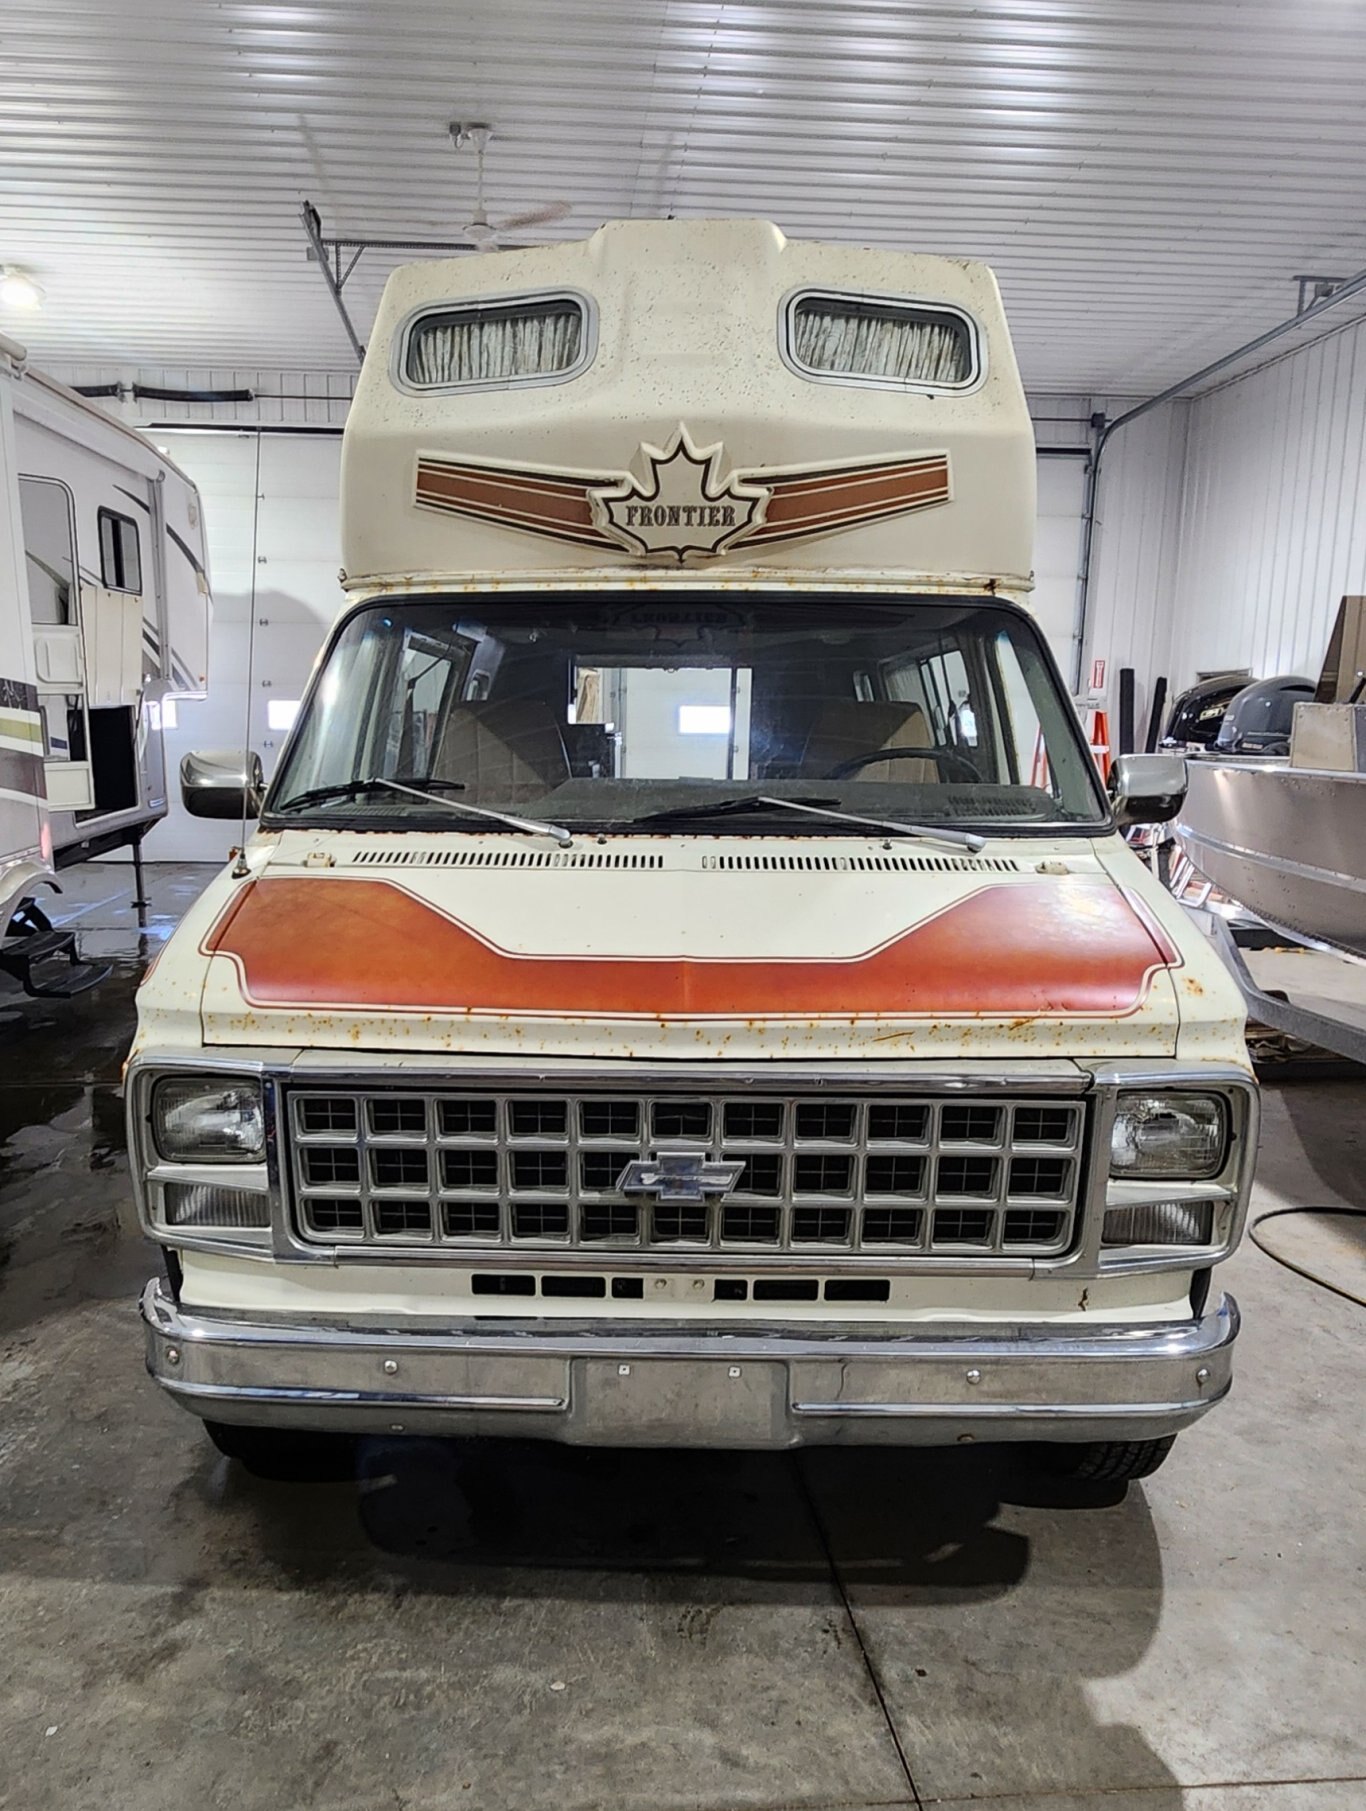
266;594;1107;833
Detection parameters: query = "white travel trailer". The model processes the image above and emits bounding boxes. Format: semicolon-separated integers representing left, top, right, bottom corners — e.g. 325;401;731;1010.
132;221;1256;1486
0;338;48;947
0;334;211;995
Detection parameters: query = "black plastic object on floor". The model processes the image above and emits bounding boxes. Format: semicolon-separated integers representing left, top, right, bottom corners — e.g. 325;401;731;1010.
1145;675;1167;752
0;898;111;998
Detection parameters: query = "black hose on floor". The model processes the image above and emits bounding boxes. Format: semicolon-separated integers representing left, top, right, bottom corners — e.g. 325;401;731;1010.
1248;1206;1366;1305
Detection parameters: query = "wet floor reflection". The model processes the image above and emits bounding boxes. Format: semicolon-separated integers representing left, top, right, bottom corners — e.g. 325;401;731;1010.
0;862;220;1334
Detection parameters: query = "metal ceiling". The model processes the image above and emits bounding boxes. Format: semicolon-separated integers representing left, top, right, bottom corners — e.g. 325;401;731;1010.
5;0;1366;392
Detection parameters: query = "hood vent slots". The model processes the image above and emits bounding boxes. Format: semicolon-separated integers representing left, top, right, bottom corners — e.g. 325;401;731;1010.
348;848;666;870
702;852;1020;874
346;847;1016;875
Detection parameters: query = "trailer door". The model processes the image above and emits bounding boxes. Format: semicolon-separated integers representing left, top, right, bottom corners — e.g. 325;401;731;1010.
19;476;94;812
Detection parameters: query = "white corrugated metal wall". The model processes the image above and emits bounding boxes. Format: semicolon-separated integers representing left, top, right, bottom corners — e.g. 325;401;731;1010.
1082;399;1190;740
1077;312;1366;740
1168;319;1366;688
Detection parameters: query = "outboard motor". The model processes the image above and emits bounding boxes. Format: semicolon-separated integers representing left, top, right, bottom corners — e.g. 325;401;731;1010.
1214;674;1315;755
1162;672;1252;749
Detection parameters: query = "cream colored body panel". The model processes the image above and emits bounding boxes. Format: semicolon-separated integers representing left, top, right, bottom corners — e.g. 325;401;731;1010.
133;814;1248;1073
179;1248;1195;1327
174;830;1196;1063
343;219;1034;591
1096;838;1251;1069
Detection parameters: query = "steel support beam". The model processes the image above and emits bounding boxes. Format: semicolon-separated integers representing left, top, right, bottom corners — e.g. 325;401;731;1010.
300;201;367;367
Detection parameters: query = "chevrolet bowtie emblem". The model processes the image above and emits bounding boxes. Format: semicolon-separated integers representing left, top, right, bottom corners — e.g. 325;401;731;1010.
616;1151;746;1205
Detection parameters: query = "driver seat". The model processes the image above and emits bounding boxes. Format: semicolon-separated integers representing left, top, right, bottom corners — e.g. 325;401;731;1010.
433;699;570;801
799;700;937;784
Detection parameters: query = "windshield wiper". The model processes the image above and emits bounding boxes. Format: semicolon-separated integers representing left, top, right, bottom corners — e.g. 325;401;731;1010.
272;774;466;813
752;796;986;852
629;793;986;852
272;775;572;845
369;778;573;844
628;794;840;827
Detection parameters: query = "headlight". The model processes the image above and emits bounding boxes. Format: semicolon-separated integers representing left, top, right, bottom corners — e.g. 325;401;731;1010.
152;1076;265;1164
1110;1093;1227;1180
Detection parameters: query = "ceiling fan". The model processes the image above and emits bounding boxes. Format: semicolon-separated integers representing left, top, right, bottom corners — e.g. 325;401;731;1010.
448;122;570;250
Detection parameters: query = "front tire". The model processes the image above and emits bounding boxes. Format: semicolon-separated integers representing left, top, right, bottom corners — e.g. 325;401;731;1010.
1049;1435;1177;1483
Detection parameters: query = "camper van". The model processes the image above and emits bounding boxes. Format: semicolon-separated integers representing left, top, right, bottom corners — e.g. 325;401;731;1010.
0;335;211;995
130;221;1256;1484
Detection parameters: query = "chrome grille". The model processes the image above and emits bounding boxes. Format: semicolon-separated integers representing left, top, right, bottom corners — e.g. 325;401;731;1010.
286;1089;1086;1258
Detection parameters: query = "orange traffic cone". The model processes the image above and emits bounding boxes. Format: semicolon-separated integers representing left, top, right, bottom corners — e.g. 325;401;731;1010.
1088;707;1112;781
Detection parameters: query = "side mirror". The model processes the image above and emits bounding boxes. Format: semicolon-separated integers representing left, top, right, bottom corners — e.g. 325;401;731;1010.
1108;752;1187;827
181;749;265;820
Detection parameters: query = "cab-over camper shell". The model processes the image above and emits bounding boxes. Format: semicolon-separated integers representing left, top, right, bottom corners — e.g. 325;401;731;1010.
131;222;1255;1482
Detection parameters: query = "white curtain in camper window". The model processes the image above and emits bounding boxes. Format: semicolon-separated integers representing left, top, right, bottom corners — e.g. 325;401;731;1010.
792;304;969;386
407;306;584;387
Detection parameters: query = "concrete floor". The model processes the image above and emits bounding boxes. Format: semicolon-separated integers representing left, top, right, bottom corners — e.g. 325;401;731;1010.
0;862;1362;1811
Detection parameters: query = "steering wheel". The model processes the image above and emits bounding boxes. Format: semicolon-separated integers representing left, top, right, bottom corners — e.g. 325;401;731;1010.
826;744;984;783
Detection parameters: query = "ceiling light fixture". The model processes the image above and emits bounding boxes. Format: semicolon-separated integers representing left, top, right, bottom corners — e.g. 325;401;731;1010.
0;267;46;311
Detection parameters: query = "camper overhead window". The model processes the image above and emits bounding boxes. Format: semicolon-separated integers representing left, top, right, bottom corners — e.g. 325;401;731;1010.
268;595;1106;835
783;291;979;391
402;293;591;391
97;507;142;593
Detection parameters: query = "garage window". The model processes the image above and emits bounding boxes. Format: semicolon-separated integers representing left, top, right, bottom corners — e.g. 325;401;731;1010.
98;507;142;593
402;292;592;390
783;291;979;391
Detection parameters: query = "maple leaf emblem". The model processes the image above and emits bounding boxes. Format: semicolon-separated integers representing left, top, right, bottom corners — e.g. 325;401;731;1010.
590;425;770;562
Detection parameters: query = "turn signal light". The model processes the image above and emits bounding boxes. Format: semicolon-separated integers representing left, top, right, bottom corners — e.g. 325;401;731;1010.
163;1182;270;1230
1102;1200;1215;1247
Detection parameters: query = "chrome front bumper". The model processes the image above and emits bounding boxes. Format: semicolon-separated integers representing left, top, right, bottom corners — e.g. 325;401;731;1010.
141;1280;1238;1449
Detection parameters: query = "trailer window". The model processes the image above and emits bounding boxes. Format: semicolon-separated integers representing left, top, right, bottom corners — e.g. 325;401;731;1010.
783;291;979;391
19;477;76;625
98;508;142;593
402;293;591;391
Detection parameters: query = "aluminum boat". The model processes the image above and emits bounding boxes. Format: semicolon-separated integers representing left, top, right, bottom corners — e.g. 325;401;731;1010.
1174;755;1366;960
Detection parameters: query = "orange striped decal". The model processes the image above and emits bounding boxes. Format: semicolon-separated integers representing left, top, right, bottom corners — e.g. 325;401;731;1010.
413;445;952;555
414;459;614;548
204;876;1178;1020
746;455;950;545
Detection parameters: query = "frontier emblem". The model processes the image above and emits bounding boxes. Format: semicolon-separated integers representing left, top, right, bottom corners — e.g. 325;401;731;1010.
590;426;769;562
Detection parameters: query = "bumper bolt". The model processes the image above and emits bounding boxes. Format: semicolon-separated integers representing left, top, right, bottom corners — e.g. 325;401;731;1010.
965;1368;982;1385
383;1359;399;1376
618;1363;631;1377
1196;1366;1210;1385
165;1346;180;1367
